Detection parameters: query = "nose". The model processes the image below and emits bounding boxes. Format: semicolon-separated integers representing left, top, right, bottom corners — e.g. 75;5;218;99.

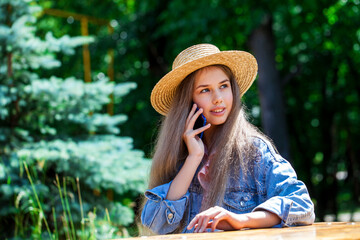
212;90;223;105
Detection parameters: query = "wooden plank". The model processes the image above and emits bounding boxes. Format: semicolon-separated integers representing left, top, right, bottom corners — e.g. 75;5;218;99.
124;222;360;240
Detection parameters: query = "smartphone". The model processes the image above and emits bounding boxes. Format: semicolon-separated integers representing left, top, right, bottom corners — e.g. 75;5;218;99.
194;107;207;139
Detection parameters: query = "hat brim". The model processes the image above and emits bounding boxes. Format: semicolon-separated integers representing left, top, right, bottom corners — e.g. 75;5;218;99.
151;50;258;115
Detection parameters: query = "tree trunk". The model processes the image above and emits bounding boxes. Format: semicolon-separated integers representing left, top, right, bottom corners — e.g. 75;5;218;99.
248;16;291;160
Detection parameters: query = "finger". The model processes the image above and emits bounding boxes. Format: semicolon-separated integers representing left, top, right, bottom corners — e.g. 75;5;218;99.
211;212;228;232
197;208;224;233
195;208;222;233
194;217;205;233
187;107;204;130
187;215;199;230
188;207;221;231
197;222;214;232
199;215;211;233
194;214;211;233
195;215;205;233
192;123;211;136
186;104;197;126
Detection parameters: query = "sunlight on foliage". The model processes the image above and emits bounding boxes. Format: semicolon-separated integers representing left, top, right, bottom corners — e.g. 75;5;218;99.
0;0;150;238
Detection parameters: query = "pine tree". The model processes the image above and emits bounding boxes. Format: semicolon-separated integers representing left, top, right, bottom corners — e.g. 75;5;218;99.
0;0;149;238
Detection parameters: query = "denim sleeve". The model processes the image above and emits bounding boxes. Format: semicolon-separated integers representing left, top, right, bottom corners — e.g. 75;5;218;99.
141;181;190;234
252;138;315;227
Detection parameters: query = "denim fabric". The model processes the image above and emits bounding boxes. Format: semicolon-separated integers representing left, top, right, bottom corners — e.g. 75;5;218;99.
141;137;315;234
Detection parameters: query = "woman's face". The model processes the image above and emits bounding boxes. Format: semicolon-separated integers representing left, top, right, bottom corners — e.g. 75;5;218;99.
192;66;233;126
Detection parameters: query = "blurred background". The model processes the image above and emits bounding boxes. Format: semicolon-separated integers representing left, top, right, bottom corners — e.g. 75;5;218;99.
1;0;359;238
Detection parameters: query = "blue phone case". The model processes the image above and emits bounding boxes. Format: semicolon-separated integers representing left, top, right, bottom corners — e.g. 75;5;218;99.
195;107;207;139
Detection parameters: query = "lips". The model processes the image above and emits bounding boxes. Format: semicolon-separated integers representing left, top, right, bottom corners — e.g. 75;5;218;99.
210;107;225;114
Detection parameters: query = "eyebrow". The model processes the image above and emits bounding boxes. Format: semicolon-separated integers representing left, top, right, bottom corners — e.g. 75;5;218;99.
195;79;230;89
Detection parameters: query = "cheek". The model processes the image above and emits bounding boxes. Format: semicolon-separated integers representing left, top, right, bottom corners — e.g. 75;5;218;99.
225;91;234;108
195;102;207;112
192;96;207;109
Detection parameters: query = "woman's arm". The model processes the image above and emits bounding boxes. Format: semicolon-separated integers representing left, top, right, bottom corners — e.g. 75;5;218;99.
187;206;280;232
166;155;202;200
252;137;315;226
141;181;189;234
141;105;211;234
167;104;211;200
141;155;203;234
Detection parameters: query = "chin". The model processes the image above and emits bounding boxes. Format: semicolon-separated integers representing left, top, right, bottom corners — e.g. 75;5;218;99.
209;118;227;126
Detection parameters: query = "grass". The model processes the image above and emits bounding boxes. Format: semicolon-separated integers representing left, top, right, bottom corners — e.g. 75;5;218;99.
19;160;121;240
23;161;52;239
77;177;86;239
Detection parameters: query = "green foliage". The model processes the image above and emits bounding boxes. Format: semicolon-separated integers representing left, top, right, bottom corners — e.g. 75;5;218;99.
26;0;360;226
269;0;360;218
0;0;150;238
17;136;148;195
126;0;360;220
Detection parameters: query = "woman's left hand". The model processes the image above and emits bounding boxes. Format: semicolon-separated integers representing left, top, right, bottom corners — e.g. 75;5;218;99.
187;206;246;233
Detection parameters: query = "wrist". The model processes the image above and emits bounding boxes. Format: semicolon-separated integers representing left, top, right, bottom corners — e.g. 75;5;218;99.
186;154;203;164
230;212;250;229
234;210;281;229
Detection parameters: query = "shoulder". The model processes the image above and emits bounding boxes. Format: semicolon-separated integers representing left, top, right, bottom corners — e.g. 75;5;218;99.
250;136;295;173
250;136;297;179
251;136;283;163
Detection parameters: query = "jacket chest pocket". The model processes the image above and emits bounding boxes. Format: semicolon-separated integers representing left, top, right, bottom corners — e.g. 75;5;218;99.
223;191;257;213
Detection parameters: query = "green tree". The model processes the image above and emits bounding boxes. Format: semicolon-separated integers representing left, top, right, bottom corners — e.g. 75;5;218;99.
124;0;360;221
0;0;149;238
34;0;360;223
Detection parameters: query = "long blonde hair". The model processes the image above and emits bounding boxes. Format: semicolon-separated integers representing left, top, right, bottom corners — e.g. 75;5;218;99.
146;64;269;232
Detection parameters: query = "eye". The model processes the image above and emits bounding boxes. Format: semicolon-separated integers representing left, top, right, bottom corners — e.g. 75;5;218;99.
220;83;229;89
200;88;209;93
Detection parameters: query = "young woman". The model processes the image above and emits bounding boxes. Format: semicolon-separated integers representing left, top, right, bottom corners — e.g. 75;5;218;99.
141;44;315;234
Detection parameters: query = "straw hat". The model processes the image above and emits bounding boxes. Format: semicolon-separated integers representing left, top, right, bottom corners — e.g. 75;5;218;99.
151;43;258;115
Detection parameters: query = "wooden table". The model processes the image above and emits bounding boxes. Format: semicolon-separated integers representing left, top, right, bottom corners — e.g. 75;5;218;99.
127;222;360;239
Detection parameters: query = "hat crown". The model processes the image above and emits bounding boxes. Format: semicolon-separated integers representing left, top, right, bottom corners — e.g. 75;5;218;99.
172;44;220;70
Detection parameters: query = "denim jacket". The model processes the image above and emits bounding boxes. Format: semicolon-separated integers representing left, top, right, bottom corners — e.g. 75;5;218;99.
141;137;315;234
